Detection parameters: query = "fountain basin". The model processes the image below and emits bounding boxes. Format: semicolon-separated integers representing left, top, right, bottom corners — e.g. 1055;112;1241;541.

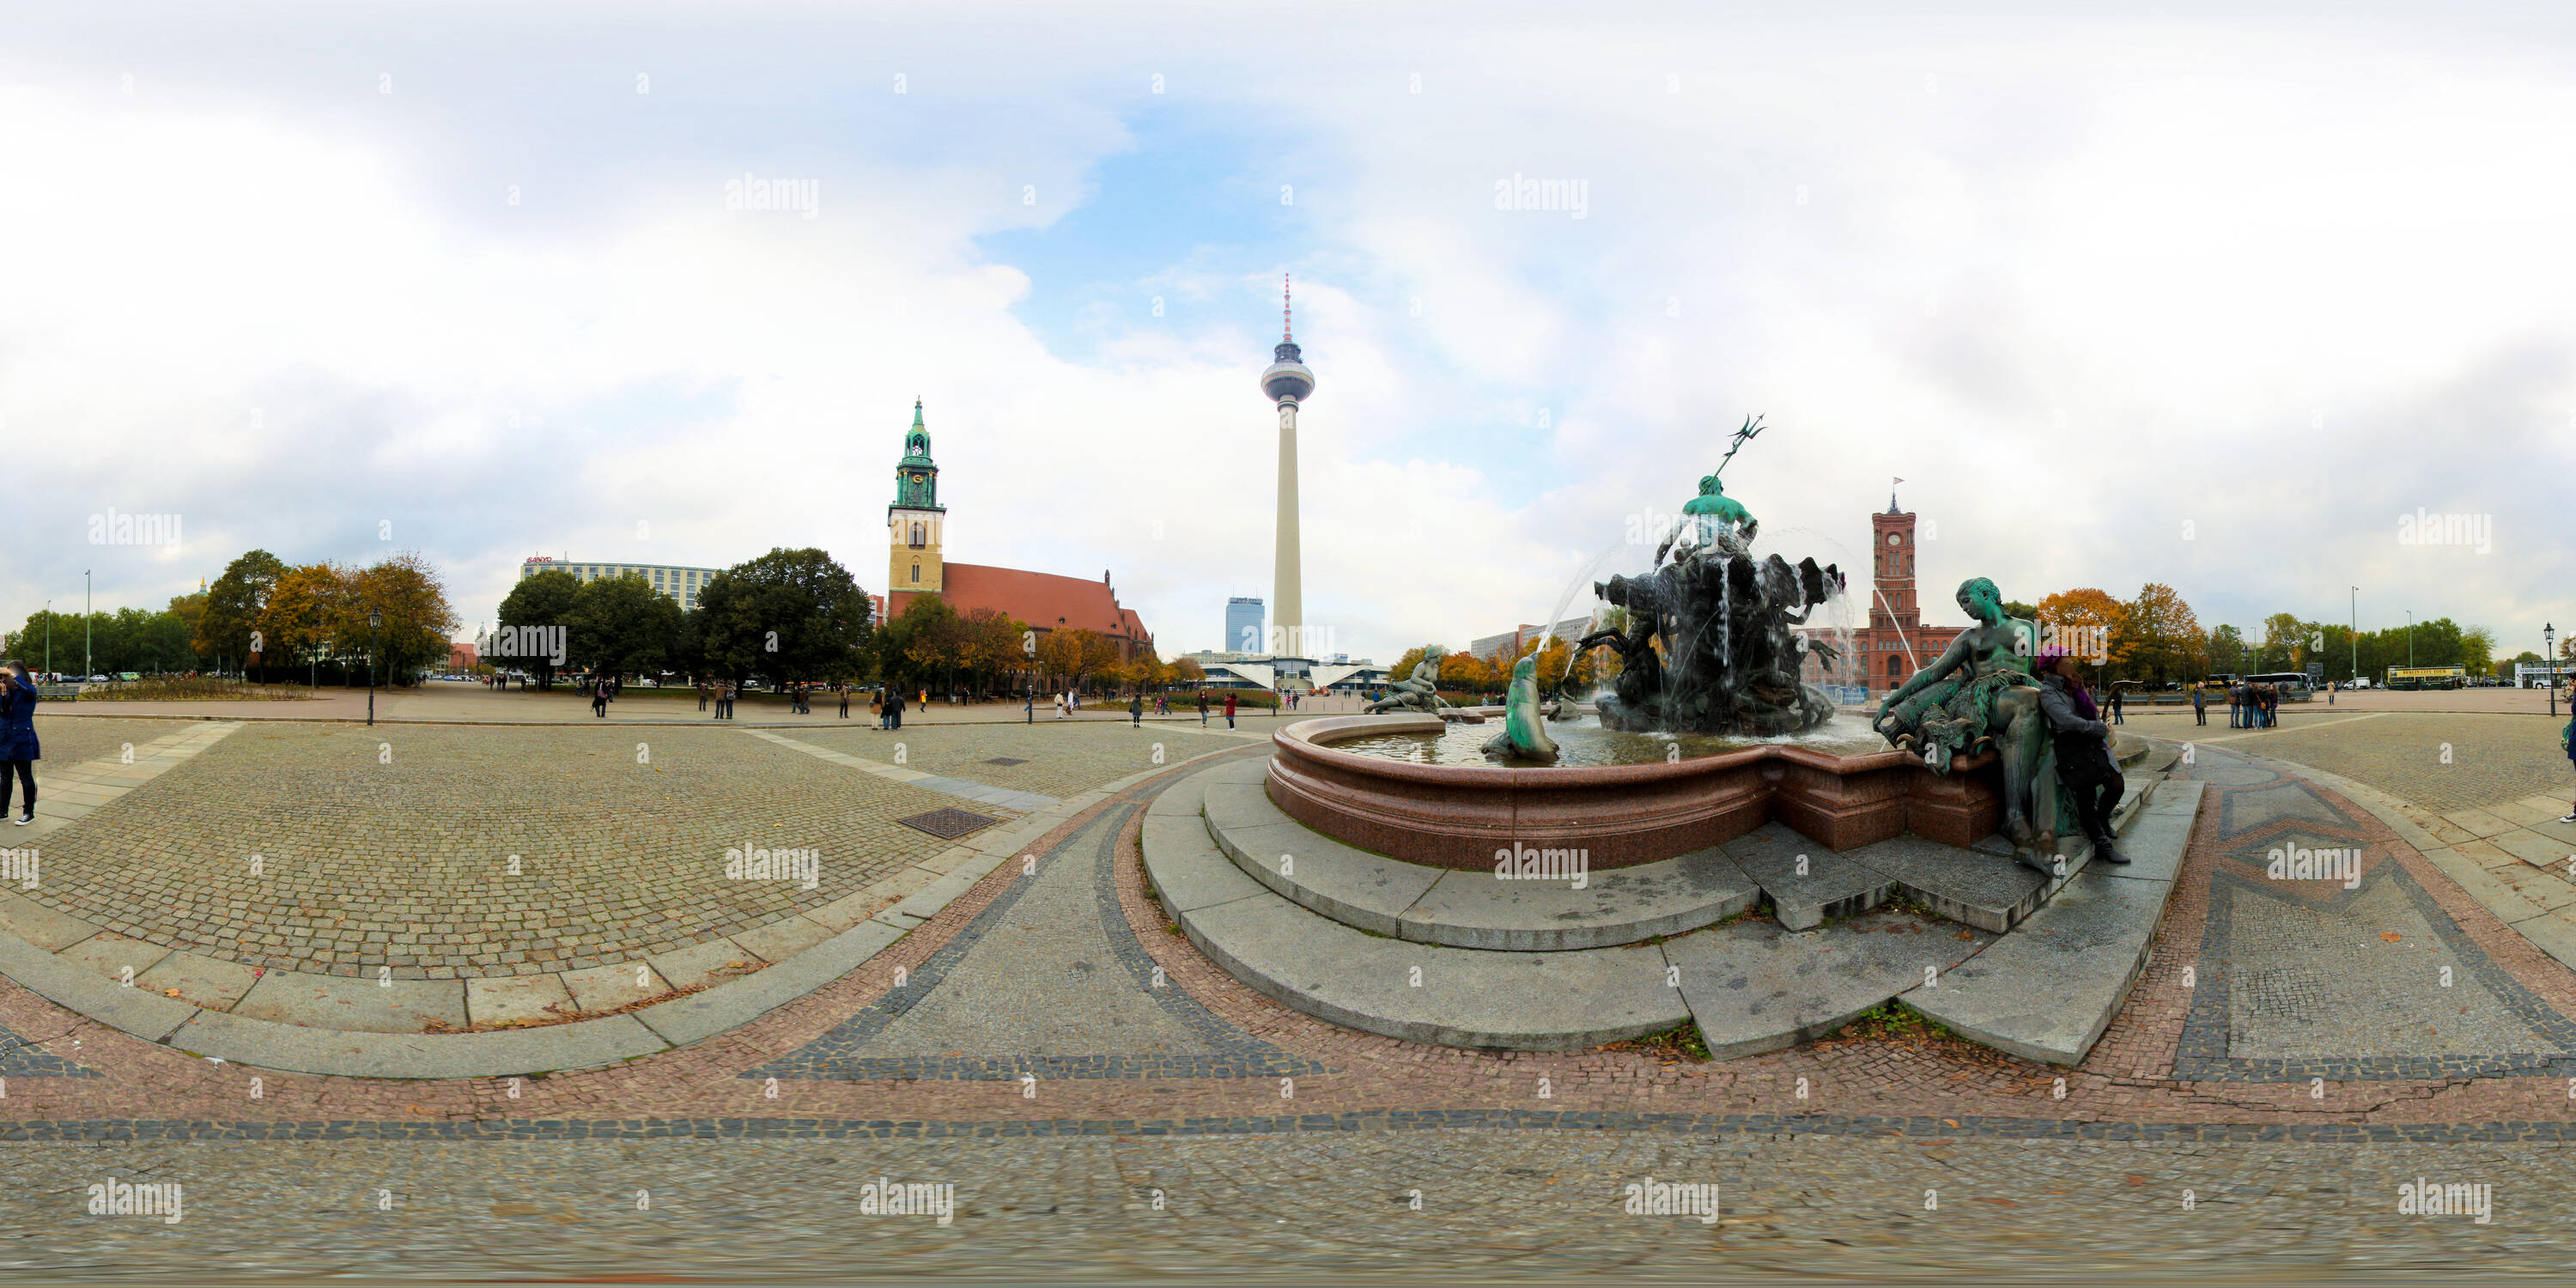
1268;714;2004;870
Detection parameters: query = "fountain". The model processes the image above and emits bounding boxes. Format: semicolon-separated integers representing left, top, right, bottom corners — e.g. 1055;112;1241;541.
1142;420;2189;1062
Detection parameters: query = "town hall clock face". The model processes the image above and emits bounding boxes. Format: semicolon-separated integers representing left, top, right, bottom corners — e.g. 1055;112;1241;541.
1886;532;1902;545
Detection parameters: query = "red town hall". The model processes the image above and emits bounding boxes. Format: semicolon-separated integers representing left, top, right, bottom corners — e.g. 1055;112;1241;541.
1804;493;1958;696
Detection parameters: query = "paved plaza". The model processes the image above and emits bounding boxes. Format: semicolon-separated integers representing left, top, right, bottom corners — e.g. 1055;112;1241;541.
1;699;2574;1277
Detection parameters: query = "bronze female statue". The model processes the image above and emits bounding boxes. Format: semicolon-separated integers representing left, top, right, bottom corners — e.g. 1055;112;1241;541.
1874;577;2055;862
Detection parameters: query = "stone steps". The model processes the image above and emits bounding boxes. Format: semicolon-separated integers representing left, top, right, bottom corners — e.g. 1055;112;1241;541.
1200;769;1758;951
1145;774;1689;1050
1143;760;2208;1061
1898;780;2204;1065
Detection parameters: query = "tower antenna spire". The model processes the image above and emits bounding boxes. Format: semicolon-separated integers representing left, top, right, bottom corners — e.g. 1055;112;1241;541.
1283;273;1292;343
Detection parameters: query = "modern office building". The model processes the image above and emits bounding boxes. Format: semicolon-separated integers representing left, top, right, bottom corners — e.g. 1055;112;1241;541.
1469;617;1597;664
519;557;724;611
1225;597;1265;654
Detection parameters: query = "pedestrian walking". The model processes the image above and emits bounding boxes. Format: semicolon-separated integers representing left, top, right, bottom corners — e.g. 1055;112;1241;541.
697;680;708;712
1129;692;1143;726
2191;683;2207;726
1224;691;1237;730
888;687;904;731
2227;681;2244;729
2038;649;2128;869
592;676;609;719
2110;686;2125;726
1;661;40;826
1197;690;1209;726
839;683;851;719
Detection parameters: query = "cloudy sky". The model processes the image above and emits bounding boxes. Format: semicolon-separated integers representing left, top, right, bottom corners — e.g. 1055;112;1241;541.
4;2;2571;664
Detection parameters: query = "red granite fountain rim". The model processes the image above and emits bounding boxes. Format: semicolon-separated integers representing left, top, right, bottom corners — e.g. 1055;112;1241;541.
1273;713;1929;790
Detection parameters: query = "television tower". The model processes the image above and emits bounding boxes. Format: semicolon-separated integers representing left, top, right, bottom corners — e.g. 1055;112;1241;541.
1259;275;1315;659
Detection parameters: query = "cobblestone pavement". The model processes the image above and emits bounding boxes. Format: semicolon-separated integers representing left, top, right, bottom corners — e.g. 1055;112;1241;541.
21;718;206;775
2126;709;2575;813
794;720;1238;804
11;723;2576;1277
16;723;982;978
3;1127;2574;1280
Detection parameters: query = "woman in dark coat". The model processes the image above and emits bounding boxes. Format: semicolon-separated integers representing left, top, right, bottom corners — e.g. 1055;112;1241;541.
0;661;39;825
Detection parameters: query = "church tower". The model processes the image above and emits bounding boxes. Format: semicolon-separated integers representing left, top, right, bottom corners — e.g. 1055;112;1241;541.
888;399;945;594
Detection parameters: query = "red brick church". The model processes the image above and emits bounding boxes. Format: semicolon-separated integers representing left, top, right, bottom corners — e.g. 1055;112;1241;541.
878;401;1154;662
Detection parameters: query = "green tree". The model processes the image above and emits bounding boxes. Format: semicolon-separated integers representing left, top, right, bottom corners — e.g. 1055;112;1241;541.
197;550;289;679
496;568;581;688
695;548;872;688
2258;612;2308;673
2458;624;2499;677
2207;624;2251;676
568;574;688;680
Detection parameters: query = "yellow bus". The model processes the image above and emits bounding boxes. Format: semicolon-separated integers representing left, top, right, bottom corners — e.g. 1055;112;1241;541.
2385;665;2466;691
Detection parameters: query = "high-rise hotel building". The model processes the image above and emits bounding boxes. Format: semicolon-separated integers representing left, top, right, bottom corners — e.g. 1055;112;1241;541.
519;557;723;611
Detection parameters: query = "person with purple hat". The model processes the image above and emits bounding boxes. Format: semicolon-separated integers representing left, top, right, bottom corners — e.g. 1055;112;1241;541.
2036;645;2128;866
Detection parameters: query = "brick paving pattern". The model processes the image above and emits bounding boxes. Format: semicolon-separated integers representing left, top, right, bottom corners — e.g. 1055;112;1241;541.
17;723;977;978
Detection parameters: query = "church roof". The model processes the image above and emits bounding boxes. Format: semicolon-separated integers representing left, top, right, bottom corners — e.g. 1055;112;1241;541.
890;562;1151;642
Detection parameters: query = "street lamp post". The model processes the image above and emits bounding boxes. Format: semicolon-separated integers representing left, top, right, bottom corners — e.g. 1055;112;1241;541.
41;601;49;677
2348;586;2358;687
2407;611;2415;668
83;570;91;681
368;610;383;726
2549;623;2558;718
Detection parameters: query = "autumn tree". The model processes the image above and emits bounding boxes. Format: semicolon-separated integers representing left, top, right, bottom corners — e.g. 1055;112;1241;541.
2034;587;2129;671
350;551;461;685
261;562;350;683
2117;583;2206;684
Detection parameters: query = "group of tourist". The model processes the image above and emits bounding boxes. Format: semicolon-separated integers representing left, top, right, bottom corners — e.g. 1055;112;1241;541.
2231;680;2281;729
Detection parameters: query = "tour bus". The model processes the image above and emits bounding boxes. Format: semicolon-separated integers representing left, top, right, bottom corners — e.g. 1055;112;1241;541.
2385;665;2468;691
2244;671;2317;702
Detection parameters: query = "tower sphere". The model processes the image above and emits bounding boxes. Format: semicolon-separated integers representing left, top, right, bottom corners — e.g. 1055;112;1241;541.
1261;341;1315;404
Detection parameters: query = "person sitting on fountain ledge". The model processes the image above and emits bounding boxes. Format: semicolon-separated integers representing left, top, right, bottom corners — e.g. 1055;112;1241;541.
2037;647;2129;866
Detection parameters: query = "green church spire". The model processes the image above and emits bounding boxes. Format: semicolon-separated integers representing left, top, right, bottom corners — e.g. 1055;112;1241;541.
892;400;942;513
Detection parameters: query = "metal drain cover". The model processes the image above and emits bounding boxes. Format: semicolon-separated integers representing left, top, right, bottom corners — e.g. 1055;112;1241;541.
896;807;1002;839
